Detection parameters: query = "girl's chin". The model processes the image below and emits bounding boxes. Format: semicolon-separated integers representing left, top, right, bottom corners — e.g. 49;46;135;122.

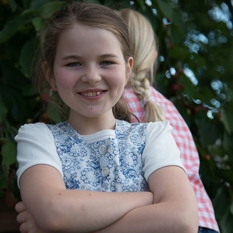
70;106;112;119
83;109;107;118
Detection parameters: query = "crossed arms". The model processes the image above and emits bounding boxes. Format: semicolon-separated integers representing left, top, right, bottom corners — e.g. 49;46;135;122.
16;164;198;233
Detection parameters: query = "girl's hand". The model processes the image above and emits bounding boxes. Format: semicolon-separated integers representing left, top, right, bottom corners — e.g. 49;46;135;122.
15;202;46;233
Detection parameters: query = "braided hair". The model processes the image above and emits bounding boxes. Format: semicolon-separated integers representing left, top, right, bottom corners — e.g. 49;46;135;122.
119;9;164;122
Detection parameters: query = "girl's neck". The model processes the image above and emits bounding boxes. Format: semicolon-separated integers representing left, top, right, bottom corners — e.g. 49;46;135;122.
68;112;116;135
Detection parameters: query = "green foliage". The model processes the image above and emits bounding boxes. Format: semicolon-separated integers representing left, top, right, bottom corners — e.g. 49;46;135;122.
0;0;233;232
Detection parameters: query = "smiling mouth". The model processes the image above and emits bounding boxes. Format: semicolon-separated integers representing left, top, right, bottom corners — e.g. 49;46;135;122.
81;91;103;97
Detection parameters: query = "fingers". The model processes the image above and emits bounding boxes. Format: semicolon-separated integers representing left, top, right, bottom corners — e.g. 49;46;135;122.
15;202;27;213
18;215;45;233
17;211;36;233
17;212;30;233
17;210;29;224
15;203;45;233
19;222;29;233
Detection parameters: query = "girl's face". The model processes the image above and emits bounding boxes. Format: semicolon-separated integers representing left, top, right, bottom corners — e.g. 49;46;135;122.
48;24;133;123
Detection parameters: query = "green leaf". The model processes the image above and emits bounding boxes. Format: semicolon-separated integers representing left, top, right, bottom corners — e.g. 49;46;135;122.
32;17;45;31
179;74;196;99
11;95;31;122
144;7;159;31
223;132;233;157
22;85;37;97
0;60;28;90
221;102;233;134
170;24;185;45
21;0;31;8
191;53;206;67
216;169;233;186
21;9;39;17
47;103;66;123
230;201;233;215
169;46;190;60
197;118;222;147
136;0;146;12
153;0;174;19
84;0;101;3
19;38;35;76
0;17;28;44
0;170;8;199
30;0;50;9
8;0;18;12
171;96;191;126
0;95;8;122
102;0;118;7
1;120;17;140
2;142;17;167
39;2;65;18
199;156;216;187
212;187;229;219
219;210;233;233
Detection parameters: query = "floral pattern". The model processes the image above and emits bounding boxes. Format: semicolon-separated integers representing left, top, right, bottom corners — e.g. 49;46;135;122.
47;120;149;192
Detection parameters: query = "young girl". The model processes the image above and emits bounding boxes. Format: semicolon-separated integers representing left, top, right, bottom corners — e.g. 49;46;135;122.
120;9;219;233
15;2;198;233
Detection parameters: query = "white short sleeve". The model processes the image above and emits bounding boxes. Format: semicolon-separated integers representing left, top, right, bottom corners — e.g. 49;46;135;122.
15;123;63;187
142;121;186;181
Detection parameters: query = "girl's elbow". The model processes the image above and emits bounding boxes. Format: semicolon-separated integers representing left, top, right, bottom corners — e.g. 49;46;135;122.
181;219;199;233
36;200;87;233
35;201;69;232
179;207;199;233
37;211;64;232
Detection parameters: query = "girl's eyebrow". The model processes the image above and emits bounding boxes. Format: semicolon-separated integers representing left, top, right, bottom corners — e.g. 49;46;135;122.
99;54;118;58
62;55;82;60
62;54;118;60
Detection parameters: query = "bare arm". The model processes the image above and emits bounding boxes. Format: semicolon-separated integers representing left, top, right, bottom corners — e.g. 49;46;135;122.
95;166;199;233
19;164;153;233
17;166;198;233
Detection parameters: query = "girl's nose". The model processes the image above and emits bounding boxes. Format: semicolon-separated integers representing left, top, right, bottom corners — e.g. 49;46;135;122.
81;65;101;84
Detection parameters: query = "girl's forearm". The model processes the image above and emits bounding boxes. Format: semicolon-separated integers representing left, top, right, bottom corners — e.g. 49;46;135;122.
18;191;153;233
23;188;153;232
20;166;152;232
43;190;153;232
95;201;197;233
95;167;199;233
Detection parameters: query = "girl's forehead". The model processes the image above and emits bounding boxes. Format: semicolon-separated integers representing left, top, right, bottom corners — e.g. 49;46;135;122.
55;23;125;59
61;23;122;47
70;23;115;36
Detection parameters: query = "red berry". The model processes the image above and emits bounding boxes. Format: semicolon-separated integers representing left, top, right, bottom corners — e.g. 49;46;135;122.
204;154;210;160
171;84;179;93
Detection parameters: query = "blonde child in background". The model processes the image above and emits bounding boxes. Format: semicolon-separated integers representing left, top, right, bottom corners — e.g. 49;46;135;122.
120;8;219;233
14;2;198;233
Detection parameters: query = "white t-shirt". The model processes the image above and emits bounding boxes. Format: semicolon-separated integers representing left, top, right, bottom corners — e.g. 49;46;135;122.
15;120;185;191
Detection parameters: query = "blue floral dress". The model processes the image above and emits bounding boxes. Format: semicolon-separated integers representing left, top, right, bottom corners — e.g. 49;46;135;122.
47;120;149;192
16;120;184;192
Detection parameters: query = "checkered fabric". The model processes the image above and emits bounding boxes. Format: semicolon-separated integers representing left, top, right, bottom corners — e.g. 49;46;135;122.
123;87;219;232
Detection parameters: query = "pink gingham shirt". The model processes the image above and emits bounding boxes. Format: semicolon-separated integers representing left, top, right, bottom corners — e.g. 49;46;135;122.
124;87;219;232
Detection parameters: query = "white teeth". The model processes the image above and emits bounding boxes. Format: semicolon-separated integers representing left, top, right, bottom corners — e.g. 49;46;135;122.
82;91;101;97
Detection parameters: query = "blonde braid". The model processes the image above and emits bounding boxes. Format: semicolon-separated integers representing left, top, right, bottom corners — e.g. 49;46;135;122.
120;8;164;122
131;71;164;122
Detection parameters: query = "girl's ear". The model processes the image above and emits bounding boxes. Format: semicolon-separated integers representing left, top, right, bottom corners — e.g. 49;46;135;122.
43;61;57;91
125;57;133;86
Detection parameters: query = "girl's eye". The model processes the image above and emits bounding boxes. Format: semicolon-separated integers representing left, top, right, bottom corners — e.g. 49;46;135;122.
100;61;113;65
67;62;81;67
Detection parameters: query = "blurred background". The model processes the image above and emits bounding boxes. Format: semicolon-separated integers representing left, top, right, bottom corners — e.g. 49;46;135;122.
0;0;233;232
